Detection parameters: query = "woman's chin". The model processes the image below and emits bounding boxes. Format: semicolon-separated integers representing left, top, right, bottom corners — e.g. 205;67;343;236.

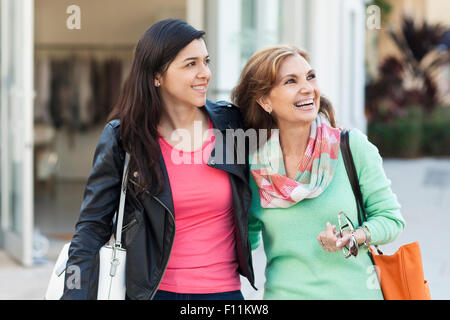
193;96;207;107
293;108;315;116
292;107;318;122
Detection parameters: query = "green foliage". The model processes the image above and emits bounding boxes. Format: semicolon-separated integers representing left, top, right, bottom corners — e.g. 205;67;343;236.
368;106;450;157
368;108;424;158
422;107;450;156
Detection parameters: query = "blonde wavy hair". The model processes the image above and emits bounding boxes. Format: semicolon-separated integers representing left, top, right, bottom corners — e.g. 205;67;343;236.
231;45;336;138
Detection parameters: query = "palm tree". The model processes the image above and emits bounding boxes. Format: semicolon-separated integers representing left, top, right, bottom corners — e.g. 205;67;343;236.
366;16;450;122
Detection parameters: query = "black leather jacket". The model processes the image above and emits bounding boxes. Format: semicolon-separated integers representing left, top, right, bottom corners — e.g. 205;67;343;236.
61;100;256;300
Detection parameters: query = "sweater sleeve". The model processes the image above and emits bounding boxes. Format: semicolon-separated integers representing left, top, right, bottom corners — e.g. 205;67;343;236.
248;175;263;250
349;129;406;245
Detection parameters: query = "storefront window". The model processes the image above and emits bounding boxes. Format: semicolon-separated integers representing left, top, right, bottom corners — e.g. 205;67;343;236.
240;0;257;69
0;2;2;245
240;0;282;69
0;0;34;266
2;0;21;235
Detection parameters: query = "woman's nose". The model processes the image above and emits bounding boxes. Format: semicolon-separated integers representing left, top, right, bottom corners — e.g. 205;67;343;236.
197;63;211;79
299;80;314;95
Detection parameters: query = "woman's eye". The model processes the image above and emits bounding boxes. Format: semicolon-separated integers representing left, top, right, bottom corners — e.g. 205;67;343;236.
187;62;195;67
307;73;316;80
284;79;295;85
205;58;211;65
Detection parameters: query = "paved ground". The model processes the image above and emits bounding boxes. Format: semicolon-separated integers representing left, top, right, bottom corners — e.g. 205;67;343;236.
1;158;449;300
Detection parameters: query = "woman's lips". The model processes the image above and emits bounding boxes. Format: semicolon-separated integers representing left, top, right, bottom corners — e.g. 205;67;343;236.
192;84;208;93
294;98;315;109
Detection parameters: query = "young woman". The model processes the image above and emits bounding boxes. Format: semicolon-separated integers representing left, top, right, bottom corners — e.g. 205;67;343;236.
231;45;405;299
62;19;255;300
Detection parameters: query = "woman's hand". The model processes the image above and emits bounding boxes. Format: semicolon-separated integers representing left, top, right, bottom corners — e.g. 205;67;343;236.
317;222;340;252
336;228;367;249
317;223;367;252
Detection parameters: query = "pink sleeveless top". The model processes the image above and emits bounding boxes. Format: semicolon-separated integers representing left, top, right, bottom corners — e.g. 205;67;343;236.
157;118;241;293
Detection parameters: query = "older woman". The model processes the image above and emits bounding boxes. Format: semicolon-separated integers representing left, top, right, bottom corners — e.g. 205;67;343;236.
231;45;405;299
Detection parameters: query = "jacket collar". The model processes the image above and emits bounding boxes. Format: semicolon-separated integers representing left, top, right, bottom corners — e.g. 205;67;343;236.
202;99;238;131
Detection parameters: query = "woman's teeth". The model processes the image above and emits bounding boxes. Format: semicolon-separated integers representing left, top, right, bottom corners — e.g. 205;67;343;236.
294;99;314;109
192;85;207;92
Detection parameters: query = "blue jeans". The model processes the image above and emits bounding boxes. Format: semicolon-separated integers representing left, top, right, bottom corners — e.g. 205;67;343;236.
152;290;244;300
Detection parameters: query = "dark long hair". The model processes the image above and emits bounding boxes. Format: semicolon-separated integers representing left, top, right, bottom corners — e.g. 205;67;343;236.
107;19;205;195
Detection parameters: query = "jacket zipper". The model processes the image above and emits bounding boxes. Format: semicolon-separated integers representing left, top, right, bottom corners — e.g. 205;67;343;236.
121;218;137;232
148;194;176;300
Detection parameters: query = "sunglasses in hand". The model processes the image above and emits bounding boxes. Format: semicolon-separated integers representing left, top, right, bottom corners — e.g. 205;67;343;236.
337;212;359;258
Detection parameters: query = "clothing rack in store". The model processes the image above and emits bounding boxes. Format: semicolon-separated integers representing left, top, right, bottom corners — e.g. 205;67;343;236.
34;43;131;132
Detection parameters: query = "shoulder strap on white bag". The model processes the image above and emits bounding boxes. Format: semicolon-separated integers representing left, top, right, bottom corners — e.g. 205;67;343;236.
114;153;130;248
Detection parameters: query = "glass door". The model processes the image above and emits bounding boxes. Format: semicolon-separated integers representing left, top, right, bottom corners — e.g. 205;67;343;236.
0;0;34;266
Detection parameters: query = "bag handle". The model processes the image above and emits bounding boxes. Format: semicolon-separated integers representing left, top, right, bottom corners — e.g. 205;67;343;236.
340;130;366;226
114;153;130;248
340;130;382;256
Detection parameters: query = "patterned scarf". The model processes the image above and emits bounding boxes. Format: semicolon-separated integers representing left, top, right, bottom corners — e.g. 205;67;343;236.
250;114;341;208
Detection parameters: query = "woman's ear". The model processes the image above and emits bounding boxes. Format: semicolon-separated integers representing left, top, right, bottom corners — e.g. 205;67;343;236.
256;96;272;114
154;73;161;87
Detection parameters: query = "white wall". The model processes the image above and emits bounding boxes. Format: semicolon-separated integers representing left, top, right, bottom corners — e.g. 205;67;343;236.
35;0;185;45
186;0;204;30
1;0;35;266
426;0;450;25
205;0;242;101
306;0;366;131
307;0;342;121
339;0;367;132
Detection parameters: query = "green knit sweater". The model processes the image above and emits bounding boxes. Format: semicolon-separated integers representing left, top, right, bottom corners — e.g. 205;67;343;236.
249;129;405;300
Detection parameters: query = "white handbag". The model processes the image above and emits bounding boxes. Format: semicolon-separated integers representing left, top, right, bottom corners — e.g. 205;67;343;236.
45;153;130;300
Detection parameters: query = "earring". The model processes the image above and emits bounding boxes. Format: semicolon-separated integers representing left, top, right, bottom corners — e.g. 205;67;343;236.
267;105;272;114
155;80;160;87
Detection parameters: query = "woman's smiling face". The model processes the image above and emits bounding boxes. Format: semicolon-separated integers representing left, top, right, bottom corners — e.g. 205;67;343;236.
260;53;321;127
157;38;211;108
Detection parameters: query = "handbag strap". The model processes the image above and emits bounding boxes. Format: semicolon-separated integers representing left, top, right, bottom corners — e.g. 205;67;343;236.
114;152;130;248
340;130;367;226
340;130;382;256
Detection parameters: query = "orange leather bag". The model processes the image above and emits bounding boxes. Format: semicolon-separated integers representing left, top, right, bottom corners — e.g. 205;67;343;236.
369;242;431;300
341;131;430;300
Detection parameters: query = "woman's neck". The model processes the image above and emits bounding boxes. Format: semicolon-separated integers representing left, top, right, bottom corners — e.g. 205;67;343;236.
278;122;311;157
277;122;311;179
159;103;206;132
158;103;209;151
